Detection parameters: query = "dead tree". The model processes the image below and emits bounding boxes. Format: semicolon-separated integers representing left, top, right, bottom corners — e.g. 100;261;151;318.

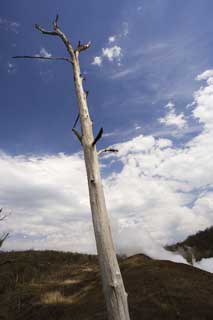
14;15;130;320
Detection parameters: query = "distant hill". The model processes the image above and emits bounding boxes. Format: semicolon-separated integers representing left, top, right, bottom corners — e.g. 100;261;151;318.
166;226;213;263
1;250;213;319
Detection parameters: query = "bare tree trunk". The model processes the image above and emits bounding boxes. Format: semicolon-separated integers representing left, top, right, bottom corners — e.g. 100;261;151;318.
14;16;130;320
73;54;130;320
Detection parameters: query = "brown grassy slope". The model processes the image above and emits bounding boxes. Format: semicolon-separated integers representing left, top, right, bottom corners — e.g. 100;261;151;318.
1;251;213;319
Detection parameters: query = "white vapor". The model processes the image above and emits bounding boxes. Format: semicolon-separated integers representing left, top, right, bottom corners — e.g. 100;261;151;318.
194;258;213;273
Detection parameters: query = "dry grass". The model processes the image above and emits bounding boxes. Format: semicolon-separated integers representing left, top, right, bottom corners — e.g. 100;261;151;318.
1;251;213;319
41;291;74;304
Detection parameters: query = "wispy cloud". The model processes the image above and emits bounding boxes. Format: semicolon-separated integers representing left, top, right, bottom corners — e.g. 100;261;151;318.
122;22;129;37
0;17;20;33
35;48;52;58
102;45;122;62
7;62;16;74
159;102;187;129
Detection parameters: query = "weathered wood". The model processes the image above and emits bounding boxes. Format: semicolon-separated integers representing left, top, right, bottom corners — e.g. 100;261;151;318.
72;54;130;320
92;127;103;146
14;16;131;320
98;148;119;156
13;55;72;64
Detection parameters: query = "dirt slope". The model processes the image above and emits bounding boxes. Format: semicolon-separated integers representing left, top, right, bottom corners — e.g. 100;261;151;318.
0;251;213;319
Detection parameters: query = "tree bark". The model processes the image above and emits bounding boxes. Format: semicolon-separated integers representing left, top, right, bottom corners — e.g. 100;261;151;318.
73;53;130;320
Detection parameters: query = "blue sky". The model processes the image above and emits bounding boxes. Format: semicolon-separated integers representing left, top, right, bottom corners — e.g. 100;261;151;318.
1;1;213;270
1;0;213;154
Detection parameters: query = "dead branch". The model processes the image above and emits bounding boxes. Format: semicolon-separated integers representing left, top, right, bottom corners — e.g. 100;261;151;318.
92;128;103;146
53;14;59;29
72;113;80;129
72;128;82;144
98;148;119;156
80;74;86;81
35;15;76;61
76;40;91;53
35;23;58;36
13;55;72;63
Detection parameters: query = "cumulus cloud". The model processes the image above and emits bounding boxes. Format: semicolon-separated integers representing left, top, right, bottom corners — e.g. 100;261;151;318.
102;45;122;62
0;17;20;33
1;70;213;273
0;152;95;253
91;25;126;67
92;46;122;66
196;70;213;81
92;56;102;66
159;101;187;129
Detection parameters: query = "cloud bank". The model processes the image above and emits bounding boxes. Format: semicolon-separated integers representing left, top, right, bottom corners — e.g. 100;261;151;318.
1;70;213;271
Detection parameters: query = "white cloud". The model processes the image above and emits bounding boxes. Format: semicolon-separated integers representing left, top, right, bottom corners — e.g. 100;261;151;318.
0;18;20;33
92;24;126;67
165;101;175;110
1;70;213;270
102;45;122;62
92;45;122;66
0;152;95;253
7;62;15;74
159;101;187;129
196;70;213;81
37;48;52;58
108;35;116;43
92;56;102;66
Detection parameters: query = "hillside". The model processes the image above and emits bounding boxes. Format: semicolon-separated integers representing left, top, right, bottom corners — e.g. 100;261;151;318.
166;226;213;263
1;251;213;319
